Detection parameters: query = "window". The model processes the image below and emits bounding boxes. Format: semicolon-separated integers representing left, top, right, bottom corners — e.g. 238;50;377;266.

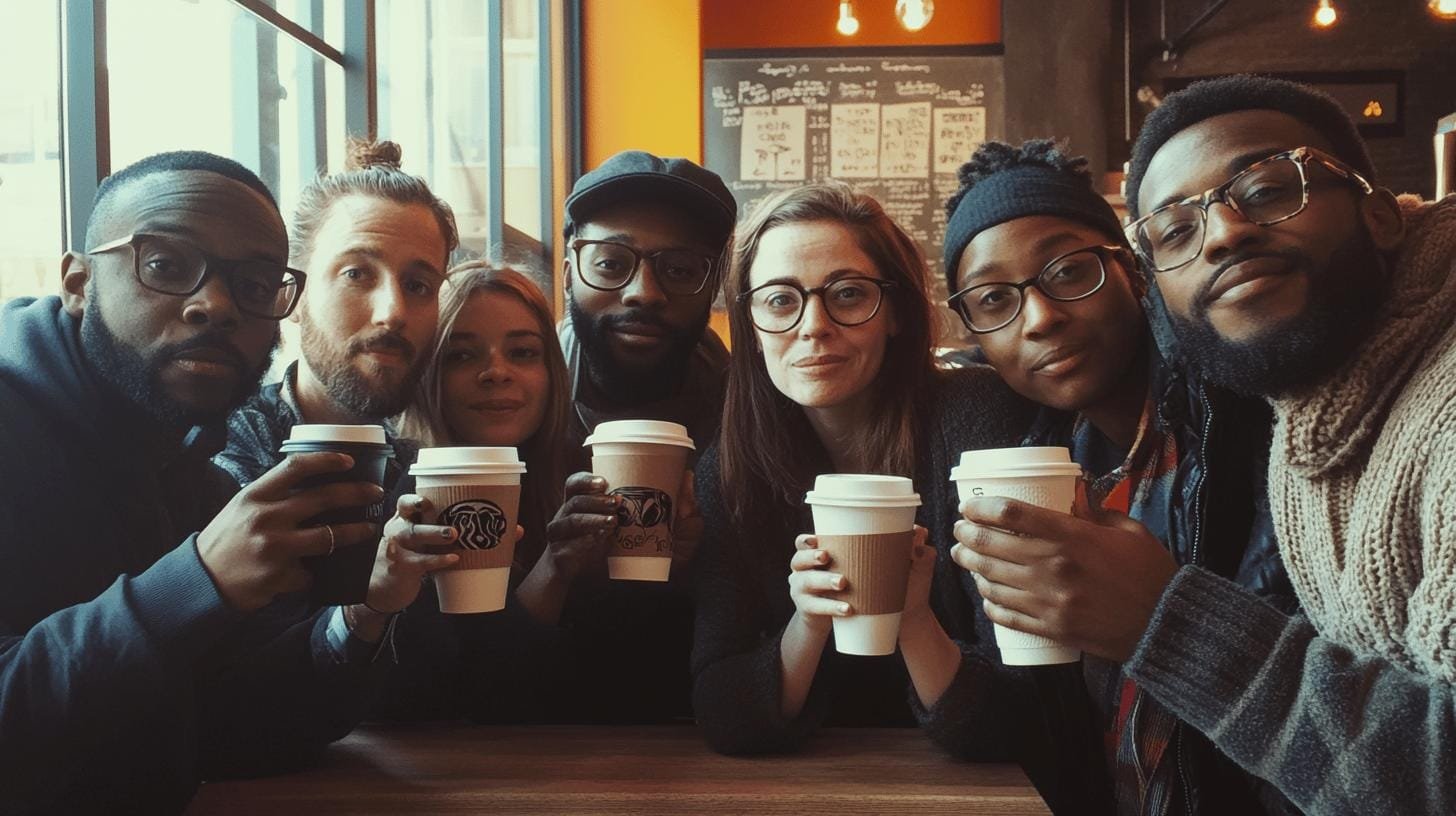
0;0;563;305
0;0;63;303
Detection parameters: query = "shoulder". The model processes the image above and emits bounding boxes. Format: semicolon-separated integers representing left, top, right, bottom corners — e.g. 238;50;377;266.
927;365;1037;445
216;382;290;485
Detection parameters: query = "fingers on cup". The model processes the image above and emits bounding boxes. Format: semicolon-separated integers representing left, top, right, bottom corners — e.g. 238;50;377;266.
789;548;830;571
794;533;818;551
564;472;608;497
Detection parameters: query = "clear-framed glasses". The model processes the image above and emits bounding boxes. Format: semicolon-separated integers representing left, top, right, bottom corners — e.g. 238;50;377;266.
946;244;1124;334
1126;145;1374;274
569;238;716;297
87;232;305;320
737;275;897;334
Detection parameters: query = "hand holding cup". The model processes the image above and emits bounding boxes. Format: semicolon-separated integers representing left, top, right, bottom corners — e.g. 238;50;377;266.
787;533;851;634
364;493;462;615
542;472;618;581
198;452;382;612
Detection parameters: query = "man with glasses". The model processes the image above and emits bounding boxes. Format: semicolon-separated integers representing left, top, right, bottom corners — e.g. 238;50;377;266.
940;138;1294;814
559;150;736;456
541;150;735;723
0;152;396;812
957;76;1456;814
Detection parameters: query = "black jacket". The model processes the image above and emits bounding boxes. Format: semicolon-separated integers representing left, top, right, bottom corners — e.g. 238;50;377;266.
0;297;379;815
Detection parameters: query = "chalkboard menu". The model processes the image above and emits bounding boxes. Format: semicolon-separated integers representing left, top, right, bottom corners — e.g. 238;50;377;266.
703;47;1005;344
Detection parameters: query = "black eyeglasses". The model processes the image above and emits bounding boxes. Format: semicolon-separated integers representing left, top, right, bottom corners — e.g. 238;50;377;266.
1126;146;1374;274
737;275;896;334
569;238;716;297
947;245;1124;334
87;232;305;320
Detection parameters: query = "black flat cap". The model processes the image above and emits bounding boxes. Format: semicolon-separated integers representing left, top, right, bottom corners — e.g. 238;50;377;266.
564;150;737;248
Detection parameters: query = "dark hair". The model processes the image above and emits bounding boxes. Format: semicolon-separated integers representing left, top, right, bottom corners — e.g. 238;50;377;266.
1126;74;1376;218
718;181;938;524
290;138;460;268
86;151;278;250
944;139;1093;219
398;263;569;569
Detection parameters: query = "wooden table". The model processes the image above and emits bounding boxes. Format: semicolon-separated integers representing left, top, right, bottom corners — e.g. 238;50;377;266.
187;725;1050;814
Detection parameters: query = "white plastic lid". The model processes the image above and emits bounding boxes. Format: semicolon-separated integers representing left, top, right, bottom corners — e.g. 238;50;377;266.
949;446;1082;481
410;446;527;476
583;419;696;450
285;424;387;445
804;474;921;508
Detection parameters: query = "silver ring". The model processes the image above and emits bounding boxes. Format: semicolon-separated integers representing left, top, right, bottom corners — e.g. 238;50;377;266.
325;524;336;556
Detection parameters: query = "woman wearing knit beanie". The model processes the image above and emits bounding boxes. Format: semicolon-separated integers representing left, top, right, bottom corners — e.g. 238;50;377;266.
940;138;1298;816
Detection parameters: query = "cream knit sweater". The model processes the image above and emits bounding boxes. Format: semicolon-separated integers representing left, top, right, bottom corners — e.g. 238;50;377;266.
1269;194;1456;682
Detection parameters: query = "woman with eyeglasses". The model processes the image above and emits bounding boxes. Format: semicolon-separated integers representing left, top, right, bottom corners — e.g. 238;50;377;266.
939;140;1297;814
691;181;1035;756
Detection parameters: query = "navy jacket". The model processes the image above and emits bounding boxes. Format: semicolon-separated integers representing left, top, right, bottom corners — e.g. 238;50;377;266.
0;297;380;815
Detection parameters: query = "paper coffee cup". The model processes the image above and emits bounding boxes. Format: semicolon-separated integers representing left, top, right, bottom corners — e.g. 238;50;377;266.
280;424;395;607
804;474;921;656
583;420;695;582
951;446;1083;666
410;447;526;613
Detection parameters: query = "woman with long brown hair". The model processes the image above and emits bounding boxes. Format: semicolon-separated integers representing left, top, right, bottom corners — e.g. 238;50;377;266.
692;181;1034;753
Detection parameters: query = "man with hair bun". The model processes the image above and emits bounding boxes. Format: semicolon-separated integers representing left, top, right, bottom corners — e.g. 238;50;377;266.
217;139;464;660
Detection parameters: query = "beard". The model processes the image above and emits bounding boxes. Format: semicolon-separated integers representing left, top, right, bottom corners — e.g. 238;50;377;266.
567;298;708;404
298;317;423;420
81;292;275;428
1163;229;1388;399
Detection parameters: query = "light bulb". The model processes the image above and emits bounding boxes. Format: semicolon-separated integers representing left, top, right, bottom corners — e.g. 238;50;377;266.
837;1;860;36
896;0;934;32
1431;0;1456;20
1313;0;1337;27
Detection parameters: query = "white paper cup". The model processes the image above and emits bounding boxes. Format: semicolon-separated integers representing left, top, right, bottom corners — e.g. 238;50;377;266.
584;420;695;582
951;447;1082;665
804;475;921;656
411;447;526;614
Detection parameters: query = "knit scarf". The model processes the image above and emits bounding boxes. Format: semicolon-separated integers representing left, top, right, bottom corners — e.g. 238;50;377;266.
1269;194;1456;680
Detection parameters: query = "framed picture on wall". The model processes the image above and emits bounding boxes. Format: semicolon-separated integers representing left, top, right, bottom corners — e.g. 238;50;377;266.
1164;70;1405;138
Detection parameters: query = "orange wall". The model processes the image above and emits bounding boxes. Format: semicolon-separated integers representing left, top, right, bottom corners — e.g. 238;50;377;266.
702;0;1000;49
581;0;703;167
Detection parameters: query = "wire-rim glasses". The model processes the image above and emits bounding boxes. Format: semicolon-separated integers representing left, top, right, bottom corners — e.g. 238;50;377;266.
1125;146;1374;274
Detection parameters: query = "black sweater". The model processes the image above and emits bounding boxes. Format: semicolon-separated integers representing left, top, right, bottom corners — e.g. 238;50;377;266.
690;365;1052;753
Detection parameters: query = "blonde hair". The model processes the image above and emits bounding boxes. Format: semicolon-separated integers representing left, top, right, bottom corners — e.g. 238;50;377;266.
400;263;570;567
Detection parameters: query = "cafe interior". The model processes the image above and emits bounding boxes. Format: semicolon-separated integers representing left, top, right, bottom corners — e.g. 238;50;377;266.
1;1;1455;814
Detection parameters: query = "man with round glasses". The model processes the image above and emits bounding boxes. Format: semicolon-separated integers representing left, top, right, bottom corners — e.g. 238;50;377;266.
559;149;736;456
941;138;1292;814
544;150;736;725
0;152;398;812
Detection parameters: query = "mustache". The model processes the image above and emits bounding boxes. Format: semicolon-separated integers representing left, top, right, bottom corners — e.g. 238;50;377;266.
1195;248;1305;308
599;310;673;333
349;331;416;359
161;331;251;370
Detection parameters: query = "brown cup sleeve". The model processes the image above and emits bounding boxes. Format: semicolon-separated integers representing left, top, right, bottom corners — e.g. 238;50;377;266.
417;484;521;571
591;452;686;560
817;531;915;615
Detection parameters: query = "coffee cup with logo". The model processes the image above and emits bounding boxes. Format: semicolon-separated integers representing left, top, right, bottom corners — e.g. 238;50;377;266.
583;420;695;582
410;447;526;613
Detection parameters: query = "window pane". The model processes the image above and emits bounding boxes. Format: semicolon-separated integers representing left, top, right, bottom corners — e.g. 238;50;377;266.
0;0;62;302
504;0;543;242
107;0;343;223
377;0;494;258
275;0;345;50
